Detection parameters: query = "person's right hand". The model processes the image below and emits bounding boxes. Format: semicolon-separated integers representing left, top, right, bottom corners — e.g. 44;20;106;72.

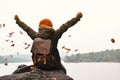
14;15;20;21
76;12;83;19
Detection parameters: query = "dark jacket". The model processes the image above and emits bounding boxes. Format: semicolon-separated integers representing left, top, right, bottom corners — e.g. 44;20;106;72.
15;16;80;73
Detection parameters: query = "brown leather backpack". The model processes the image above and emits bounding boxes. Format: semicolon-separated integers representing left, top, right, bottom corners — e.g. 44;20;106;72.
31;38;55;70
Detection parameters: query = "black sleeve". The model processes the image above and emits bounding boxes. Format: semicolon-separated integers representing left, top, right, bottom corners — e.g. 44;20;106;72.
55;16;80;39
15;20;38;40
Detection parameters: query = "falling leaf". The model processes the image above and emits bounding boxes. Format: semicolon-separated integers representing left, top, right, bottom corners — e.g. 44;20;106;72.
75;49;78;52
4;59;8;66
24;42;27;45
5;39;9;42
111;38;115;43
27;44;31;46
17;52;19;55
64;47;71;51
8;32;14;37
64;47;71;53
3;24;5;27
27;44;31;49
11;44;15;47
25;46;29;49
20;31;23;35
62;46;65;49
24;43;31;49
0;24;5;29
4;62;8;66
68;35;71;37
62;46;71;53
11;40;14;43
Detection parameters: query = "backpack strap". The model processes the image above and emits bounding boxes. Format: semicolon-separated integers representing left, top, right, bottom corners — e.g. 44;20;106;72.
33;48;37;65
43;48;47;64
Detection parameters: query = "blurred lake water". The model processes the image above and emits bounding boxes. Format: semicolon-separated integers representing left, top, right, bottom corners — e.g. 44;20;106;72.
0;62;120;80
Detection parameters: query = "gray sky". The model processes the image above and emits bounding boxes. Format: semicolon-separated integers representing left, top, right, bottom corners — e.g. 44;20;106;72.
0;0;120;55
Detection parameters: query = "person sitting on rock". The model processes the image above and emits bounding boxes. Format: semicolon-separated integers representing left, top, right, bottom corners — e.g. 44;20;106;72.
14;12;83;74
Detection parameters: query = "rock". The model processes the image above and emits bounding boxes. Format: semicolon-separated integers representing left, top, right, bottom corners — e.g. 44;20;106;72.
0;64;73;80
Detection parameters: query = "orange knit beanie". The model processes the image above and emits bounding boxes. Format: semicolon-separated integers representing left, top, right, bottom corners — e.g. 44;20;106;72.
39;18;53;27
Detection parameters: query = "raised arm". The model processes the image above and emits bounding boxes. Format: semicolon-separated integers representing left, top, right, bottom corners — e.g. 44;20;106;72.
14;15;38;40
55;12;83;39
